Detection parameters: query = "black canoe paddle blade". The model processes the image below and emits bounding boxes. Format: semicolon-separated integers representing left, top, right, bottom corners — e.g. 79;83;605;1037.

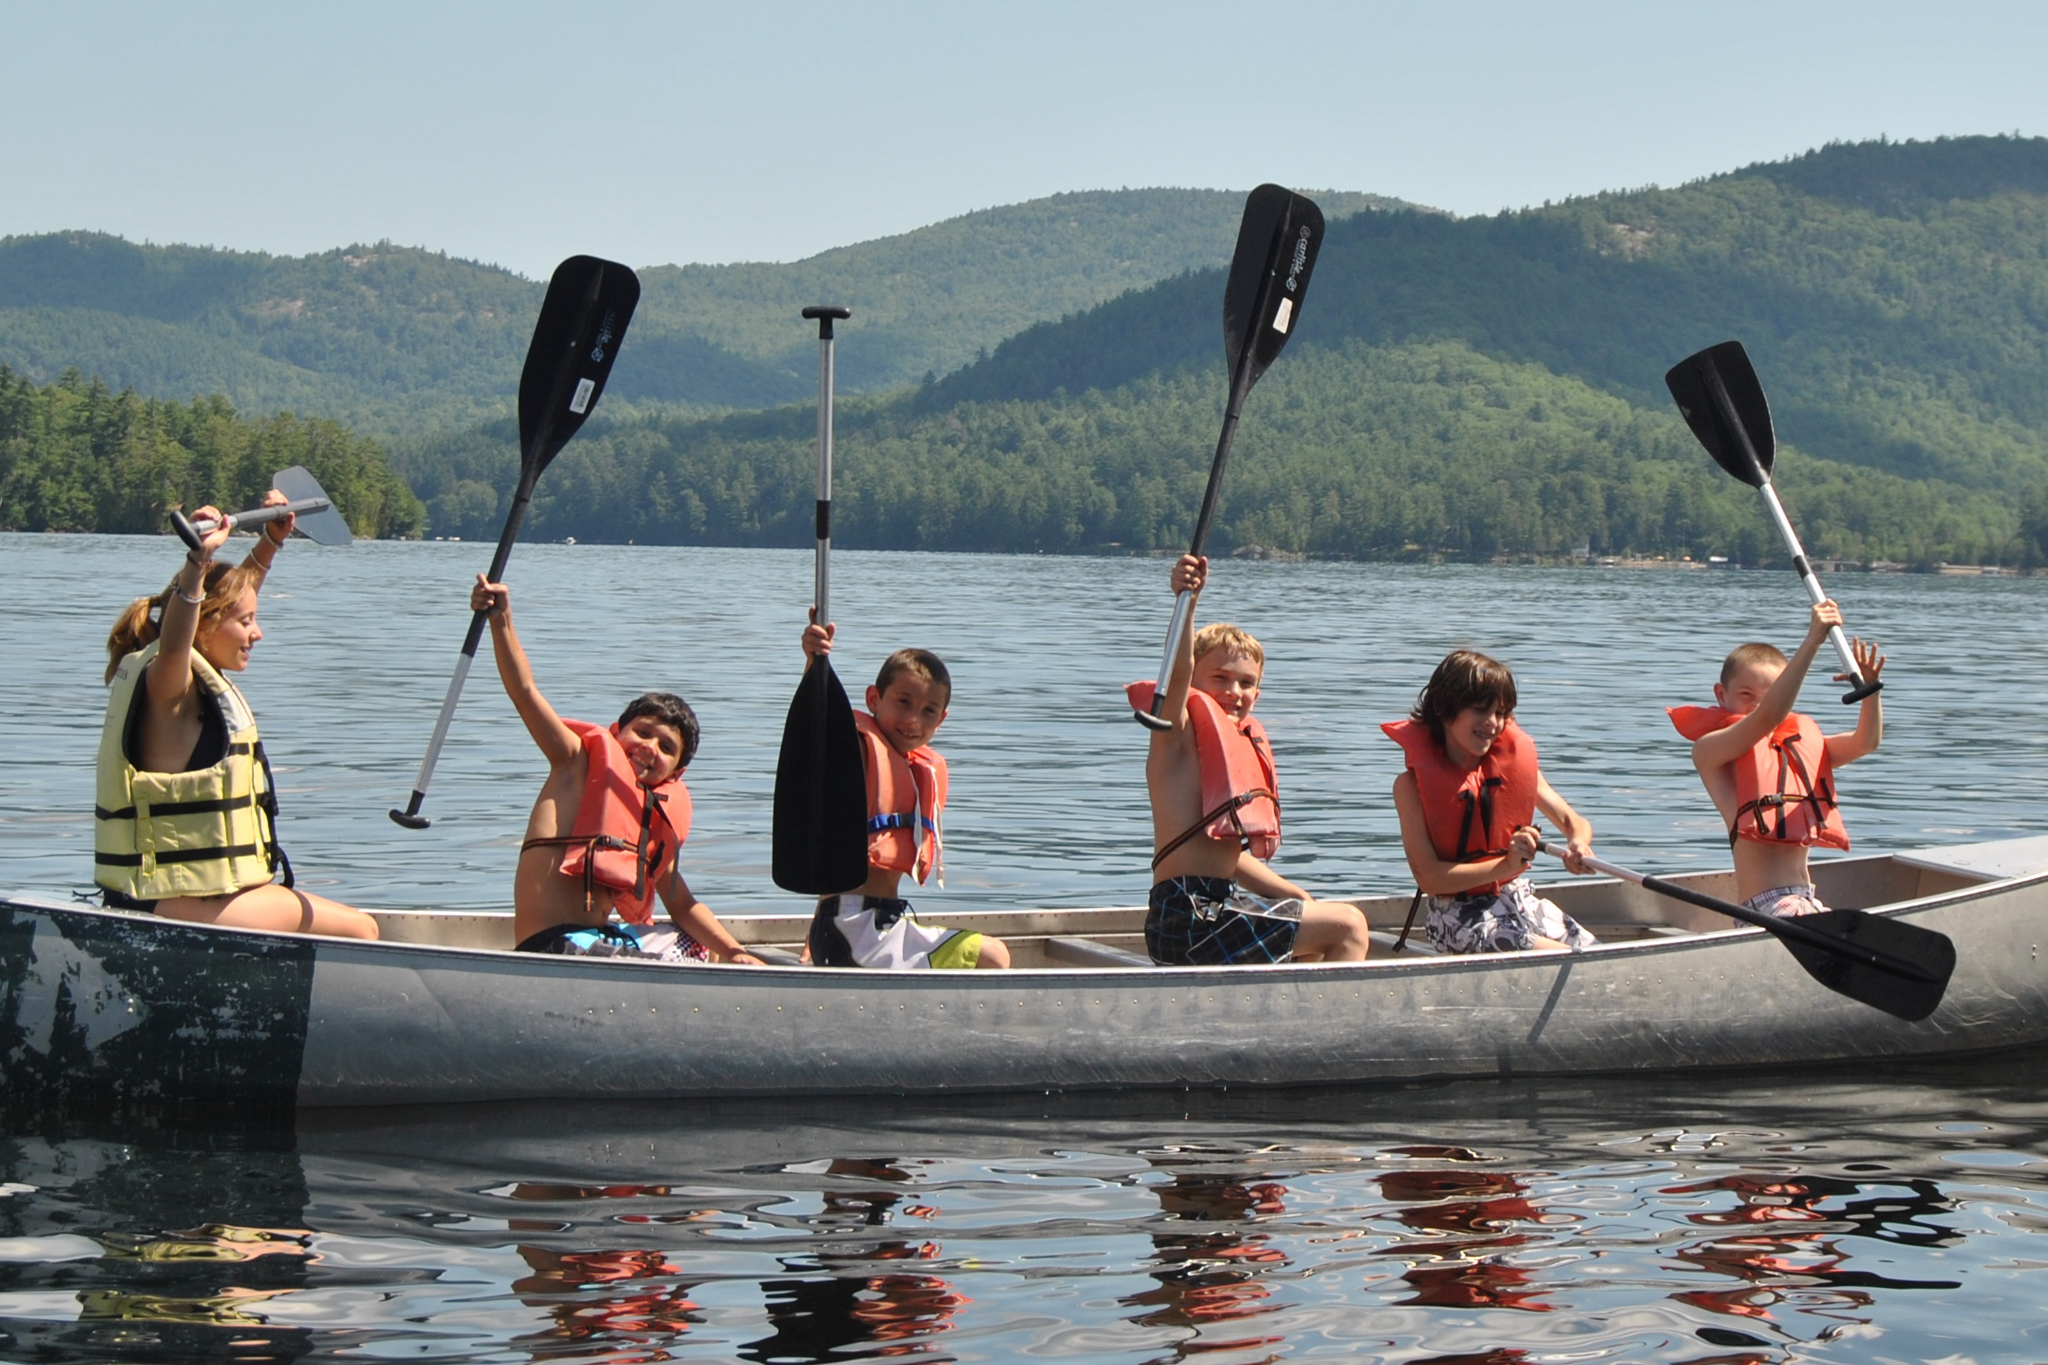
1780;908;1956;1022
519;256;641;473
772;657;870;896
1223;185;1325;390
1665;340;1775;486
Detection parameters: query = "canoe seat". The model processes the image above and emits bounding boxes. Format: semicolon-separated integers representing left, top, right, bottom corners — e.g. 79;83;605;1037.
1372;930;1438;956
1044;935;1154;968
750;945;805;966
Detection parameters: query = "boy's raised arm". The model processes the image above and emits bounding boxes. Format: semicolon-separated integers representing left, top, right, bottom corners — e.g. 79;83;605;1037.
475;576;579;767
1157;554;1208;737
1693;600;1840;771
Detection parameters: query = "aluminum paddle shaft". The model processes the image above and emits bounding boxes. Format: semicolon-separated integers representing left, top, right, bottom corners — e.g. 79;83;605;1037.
804;305;851;626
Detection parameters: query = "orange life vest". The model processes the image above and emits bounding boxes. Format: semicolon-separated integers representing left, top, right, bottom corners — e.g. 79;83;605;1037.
1382;718;1537;896
1668;706;1848;851
552;719;692;924
856;710;947;885
1125;680;1280;865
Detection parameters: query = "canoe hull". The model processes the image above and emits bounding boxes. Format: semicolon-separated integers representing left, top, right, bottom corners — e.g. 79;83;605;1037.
6;848;2046;1106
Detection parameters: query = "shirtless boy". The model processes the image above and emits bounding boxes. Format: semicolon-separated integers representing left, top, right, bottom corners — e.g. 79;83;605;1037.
800;621;1011;969
1669;599;1885;916
476;577;759;962
1128;555;1371;965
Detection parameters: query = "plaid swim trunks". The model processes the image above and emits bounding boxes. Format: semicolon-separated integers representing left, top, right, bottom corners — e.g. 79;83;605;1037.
1145;876;1301;965
1741;884;1830;918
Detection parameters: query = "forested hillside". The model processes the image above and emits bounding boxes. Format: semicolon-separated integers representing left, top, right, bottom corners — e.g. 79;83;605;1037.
0;366;422;538
396;339;2018;565
0;189;1404;433
395;136;2048;564
936;135;2048;497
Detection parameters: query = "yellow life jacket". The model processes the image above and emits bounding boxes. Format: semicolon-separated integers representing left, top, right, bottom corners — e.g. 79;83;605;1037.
95;641;288;900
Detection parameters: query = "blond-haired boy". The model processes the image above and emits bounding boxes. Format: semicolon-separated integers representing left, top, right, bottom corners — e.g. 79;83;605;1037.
1129;555;1371;965
1670;599;1885;916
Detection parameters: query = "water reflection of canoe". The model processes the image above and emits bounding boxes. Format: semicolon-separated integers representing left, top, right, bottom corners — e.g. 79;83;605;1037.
5;837;2046;1107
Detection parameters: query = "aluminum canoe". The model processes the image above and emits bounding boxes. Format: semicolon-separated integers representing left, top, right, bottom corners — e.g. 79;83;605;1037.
4;837;2045;1108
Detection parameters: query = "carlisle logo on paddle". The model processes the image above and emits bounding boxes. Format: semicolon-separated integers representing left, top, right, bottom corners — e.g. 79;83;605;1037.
589;310;616;365
1284;225;1311;292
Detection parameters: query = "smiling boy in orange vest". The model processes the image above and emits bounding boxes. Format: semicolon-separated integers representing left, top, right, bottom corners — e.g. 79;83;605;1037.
800;621;1012;969
1128;555;1371;965
476;577;760;963
1670;599;1885;916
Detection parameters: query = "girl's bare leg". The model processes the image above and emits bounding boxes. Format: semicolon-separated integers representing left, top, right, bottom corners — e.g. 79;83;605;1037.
156;885;381;940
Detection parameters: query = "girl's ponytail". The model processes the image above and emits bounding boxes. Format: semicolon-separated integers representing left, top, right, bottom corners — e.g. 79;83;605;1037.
104;594;164;683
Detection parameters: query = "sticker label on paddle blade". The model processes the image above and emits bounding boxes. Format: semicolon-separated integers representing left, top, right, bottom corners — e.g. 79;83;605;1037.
1271;297;1294;334
569;378;596;414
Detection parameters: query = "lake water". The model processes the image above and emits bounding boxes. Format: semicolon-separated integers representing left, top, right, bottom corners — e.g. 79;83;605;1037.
5;534;2048;1362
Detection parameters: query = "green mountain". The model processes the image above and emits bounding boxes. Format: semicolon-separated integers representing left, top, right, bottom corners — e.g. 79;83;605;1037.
934;135;2048;497
396;136;2048;565
0;189;1410;435
630;188;1409;392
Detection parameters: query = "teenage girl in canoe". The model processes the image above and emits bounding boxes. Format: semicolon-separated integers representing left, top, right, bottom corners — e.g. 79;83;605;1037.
95;493;380;939
1383;649;1596;953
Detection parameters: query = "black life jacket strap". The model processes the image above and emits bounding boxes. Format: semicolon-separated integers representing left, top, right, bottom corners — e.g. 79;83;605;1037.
1394;888;1425;953
1453;776;1510;861
1151;788;1278;871
1729;731;1836;846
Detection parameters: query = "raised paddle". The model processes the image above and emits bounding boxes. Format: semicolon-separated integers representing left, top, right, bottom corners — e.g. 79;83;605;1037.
771;306;869;895
390;255;640;829
171;465;352;549
1538;841;1953;1022
1664;340;1881;704
1135;184;1325;729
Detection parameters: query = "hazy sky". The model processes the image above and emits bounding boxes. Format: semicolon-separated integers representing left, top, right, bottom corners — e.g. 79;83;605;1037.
5;0;2044;278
